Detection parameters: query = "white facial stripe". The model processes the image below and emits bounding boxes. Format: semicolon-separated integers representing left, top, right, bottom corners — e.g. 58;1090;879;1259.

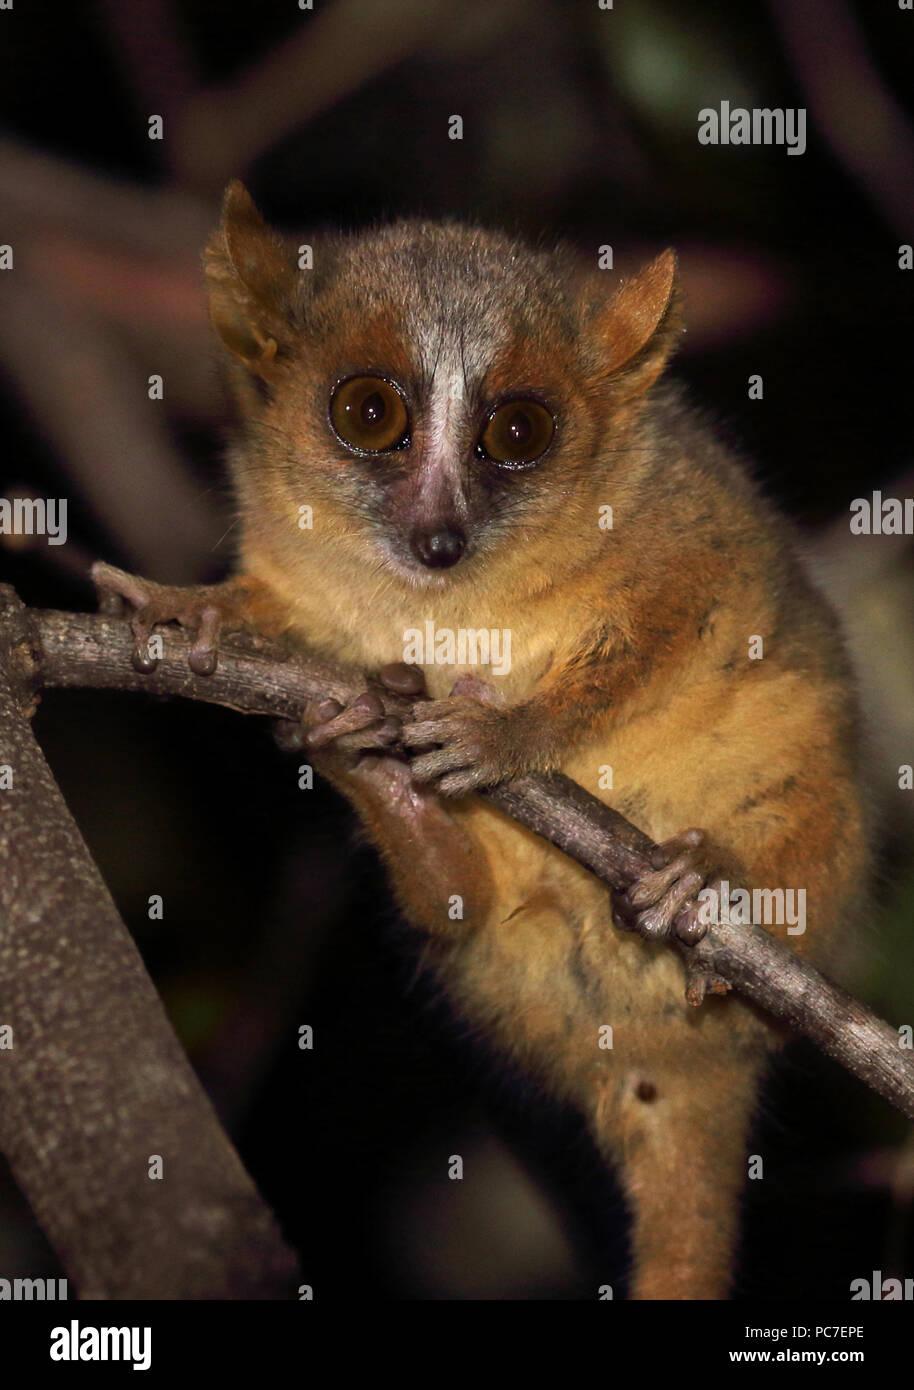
412;357;467;521
410;314;504;516
425;359;466;459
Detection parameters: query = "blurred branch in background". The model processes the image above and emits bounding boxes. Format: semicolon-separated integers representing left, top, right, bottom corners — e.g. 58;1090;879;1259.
100;0;199;141
0;139;221;579
171;0;478;193
0;273;217;581
770;0;914;236
807;471;914;848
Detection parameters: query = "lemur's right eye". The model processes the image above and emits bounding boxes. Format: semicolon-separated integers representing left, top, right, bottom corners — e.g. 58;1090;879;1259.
330;376;409;453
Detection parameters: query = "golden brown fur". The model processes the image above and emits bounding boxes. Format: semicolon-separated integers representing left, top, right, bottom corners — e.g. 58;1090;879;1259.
111;182;870;1298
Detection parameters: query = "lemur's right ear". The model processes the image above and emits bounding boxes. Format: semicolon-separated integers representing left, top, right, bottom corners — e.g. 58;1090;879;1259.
204;181;298;375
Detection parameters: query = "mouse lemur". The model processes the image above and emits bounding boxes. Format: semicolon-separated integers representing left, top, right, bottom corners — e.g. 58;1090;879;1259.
96;181;868;1299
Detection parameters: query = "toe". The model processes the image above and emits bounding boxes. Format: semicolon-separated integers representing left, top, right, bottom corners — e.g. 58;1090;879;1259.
634;869;705;939
188;606;223;676
448;674;499;703
651;827;706;868
409;746;468;782
674;898;712;946
307;693;383;748
438;768;482;796
401;717;448;747
127;607;162;673
335;717;401;752
624;853;694;909
378;663;426;696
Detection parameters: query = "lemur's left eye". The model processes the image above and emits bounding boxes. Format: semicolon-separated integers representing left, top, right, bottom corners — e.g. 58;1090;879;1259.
478;400;554;467
330;376;410;453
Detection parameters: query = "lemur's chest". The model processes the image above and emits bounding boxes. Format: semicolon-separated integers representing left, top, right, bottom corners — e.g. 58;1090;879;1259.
284;577;564;704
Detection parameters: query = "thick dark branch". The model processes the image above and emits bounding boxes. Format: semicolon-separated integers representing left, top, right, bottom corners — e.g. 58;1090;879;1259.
0;590;298;1297
29;602;914;1122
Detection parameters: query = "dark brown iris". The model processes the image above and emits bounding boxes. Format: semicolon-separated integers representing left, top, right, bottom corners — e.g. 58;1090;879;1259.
330;376;409;452
479;399;554;466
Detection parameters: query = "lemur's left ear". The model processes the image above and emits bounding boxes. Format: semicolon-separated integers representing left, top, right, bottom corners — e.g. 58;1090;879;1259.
581;250;684;402
204;180;298;376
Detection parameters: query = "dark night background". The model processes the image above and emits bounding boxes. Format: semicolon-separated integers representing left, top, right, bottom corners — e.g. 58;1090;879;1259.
1;0;913;1300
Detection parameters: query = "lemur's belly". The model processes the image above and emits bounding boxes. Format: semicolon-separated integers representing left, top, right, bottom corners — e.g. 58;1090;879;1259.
427;794;768;1115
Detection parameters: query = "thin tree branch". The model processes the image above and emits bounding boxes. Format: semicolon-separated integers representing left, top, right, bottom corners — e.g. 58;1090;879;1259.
24;598;914;1123
0;588;299;1298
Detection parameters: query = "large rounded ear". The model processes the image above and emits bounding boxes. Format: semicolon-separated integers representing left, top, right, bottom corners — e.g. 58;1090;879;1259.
204;180;299;376
580;249;683;402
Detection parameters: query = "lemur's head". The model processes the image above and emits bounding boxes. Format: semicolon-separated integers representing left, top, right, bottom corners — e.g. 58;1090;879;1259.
206;181;682;593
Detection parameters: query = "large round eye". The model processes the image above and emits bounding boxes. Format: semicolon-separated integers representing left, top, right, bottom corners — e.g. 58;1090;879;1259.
330;376;409;453
478;400;555;467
